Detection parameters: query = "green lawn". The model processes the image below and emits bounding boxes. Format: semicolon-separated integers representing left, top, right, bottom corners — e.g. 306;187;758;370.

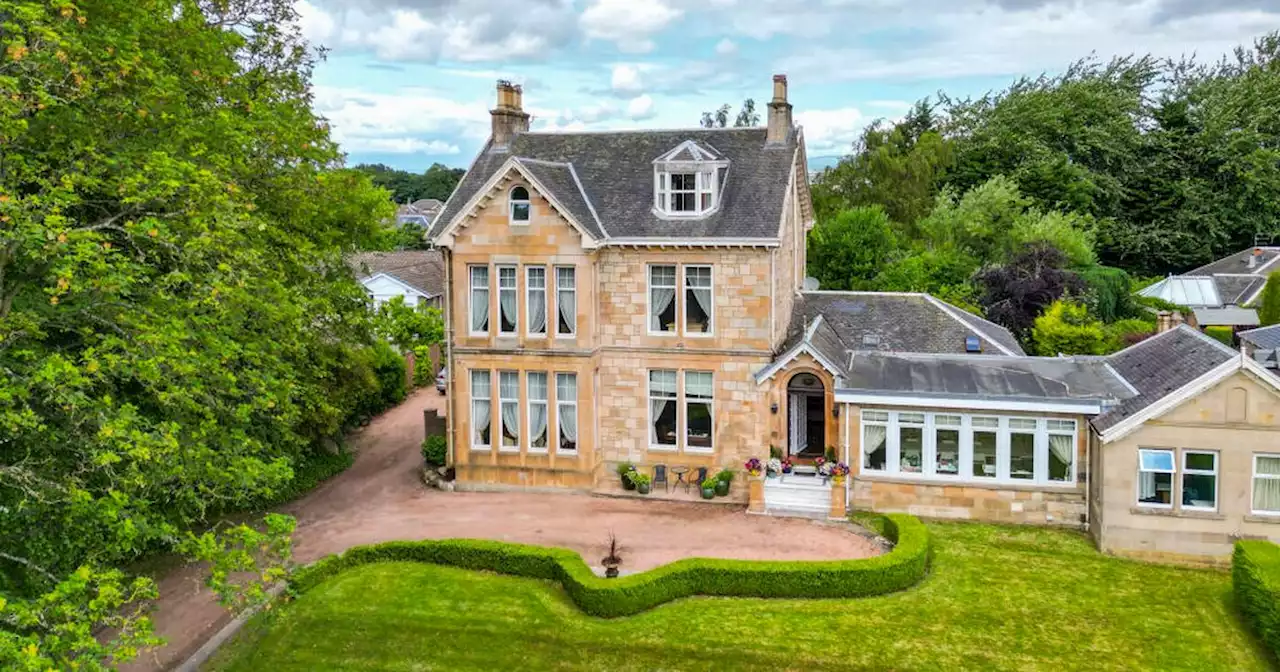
209;522;1273;671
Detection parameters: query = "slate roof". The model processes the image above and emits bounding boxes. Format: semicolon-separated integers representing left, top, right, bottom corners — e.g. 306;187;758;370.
782;292;1025;358
1188;247;1280;276
1192;306;1259;327
1214;275;1266;305
1092;325;1237;432
430;127;797;241
842;353;1135;404
348;250;445;297
513;158;605;239
1241;324;1280;351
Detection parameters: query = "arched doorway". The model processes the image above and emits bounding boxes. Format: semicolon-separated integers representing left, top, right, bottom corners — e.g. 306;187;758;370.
786;372;826;462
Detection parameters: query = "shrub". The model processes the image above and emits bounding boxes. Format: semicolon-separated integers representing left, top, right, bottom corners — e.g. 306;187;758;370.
1104;318;1155;351
370;340;407;411
1260;274;1280;325
1031;300;1109;356
249;448;354;511
616;462;636;478
1234;540;1280;656
716;468;735;484
289;513;930;618
1205;325;1235;347
421;435;447;466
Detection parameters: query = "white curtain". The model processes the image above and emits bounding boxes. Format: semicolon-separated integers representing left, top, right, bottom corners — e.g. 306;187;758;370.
558;289;575;333
471;288;488;332
529;289;546;334
502;402;519;441
472;400;490;445
650;287;675;330
500;290;517;330
500;373;519;441
690;287;712;322
1255;458;1280;512
560;404;578;443
650;399;672;444
1049;434;1073;471
530;403;547;447
1139;472;1156;500
863;424;887;461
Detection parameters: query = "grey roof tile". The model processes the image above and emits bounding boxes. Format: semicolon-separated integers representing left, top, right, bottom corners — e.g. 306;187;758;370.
842;353;1135;403
1241;324;1280;350
1092;325;1236;432
1189;247;1280;276
348;250;445;297
431;128;795;241
514;158;605;239
1213;275;1266;305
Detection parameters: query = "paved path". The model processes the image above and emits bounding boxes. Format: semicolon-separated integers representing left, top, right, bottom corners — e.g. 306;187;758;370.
128;388;878;671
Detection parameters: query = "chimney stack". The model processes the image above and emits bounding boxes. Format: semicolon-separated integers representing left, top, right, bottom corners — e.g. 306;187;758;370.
766;74;793;145
491;80;530;148
1250;247;1262;269
1156;311;1173;334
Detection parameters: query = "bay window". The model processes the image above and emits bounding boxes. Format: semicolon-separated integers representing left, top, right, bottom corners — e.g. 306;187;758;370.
527;372;548;452
860;409;1078;486
685;371;714;452
527;267;547;336
649;265;677;334
497;265;517;335
471;370;491;448
649;370;678;449
556;266;576;336
1253;454;1280;515
556;373;578;453
469;266;490;335
499;371;519;451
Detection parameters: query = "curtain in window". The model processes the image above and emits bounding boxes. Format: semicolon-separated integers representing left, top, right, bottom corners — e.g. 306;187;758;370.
863;424;887;462
530;402;547;447
557;269;576;333
500;374;519;441
558;288;575;332
528;270;546;334
471;371;490;445
470;284;489;332
649;398;672;444
650;287;675;331
690;286;711;319
1255;457;1280;511
1139;472;1156;500
529;374;547;447
500;289;517;331
649;371;676;445
1049;434;1073;469
560;404;577;443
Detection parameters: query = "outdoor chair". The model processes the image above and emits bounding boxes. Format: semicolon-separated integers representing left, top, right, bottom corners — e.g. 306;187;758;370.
690;466;709;493
652;464;668;492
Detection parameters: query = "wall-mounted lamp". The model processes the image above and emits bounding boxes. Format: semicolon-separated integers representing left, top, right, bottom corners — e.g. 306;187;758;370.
832;405;840;419
770;402;779;414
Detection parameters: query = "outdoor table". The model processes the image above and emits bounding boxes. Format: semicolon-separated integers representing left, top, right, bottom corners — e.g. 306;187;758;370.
669;465;690;492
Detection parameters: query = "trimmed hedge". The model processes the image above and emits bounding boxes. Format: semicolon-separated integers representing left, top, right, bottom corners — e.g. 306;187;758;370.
1234;540;1280;656
289;513;929;618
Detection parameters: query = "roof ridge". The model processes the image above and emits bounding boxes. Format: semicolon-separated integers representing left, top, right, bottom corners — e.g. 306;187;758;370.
1239;323;1280;336
802;290;926;298
566;161;609;238
522;126;769;136
921;294;1020;357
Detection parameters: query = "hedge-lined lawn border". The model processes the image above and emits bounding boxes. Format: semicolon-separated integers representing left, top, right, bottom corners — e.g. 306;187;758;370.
288;513;928;618
1234;539;1280;656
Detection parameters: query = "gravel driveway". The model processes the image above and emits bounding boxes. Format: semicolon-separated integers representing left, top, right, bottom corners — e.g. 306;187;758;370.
127;388;878;671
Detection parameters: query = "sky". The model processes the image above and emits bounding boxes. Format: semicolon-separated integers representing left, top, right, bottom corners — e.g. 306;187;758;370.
297;0;1280;172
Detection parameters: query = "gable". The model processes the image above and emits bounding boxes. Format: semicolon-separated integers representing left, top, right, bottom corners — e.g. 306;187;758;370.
1154;369;1280;428
361;273;428;300
448;177;595;256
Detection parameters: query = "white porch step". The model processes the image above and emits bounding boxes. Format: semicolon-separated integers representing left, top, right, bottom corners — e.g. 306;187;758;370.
763;474;832;518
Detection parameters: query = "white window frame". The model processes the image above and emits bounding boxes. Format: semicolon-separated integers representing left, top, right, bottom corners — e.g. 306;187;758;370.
498;370;519;453
555;373;578;454
1136;448;1175;509
470;369;492;450
509;185;531;225
526;266;547;337
555;266;576;338
647;264;678;336
497;265;517;336
527;372;548;453
648;369;678;451
682;265;714;338
1253;453;1280;516
653;166;720;217
858;410;1078;487
683;371;714;453
469;265;490;337
1046;419;1076;483
1181;450;1218;512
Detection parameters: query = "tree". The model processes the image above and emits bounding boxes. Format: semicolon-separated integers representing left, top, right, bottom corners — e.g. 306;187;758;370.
0;0;391;648
1259;274;1280;326
700;99;759;128
975;243;1087;341
355;162;464;203
805;207;897;291
1031;300;1109;356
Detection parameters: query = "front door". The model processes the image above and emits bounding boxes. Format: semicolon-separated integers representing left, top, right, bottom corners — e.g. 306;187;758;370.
787;392;825;461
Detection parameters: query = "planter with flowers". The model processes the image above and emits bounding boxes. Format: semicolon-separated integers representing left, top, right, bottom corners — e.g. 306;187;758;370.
829;462;850;519
815;456;831;483
630;472;652;495
766;457;782;479
781;458;794;474
714;468;734;497
744;457;763;478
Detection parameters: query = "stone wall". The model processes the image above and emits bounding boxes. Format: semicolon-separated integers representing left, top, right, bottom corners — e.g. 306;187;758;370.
850;478;1086;526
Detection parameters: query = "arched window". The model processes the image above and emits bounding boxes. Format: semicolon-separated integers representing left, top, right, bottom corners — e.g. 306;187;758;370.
509;186;530;224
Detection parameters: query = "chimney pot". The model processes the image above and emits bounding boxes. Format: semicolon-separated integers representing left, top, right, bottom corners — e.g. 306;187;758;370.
766;73;793;145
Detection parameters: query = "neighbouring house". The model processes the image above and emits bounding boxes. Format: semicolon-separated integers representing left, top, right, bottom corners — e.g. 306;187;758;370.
396;199;443;228
430;77;1280;565
1137;246;1280;329
349;250;445;310
1241;323;1280;371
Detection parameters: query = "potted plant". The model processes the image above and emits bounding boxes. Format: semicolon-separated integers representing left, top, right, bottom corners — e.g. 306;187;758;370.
781;457;793;474
601;533;623;578
714;468;734;496
766;457;782;478
630;472;652;495
616;462;637;490
700;477;716;500
831;462;850;484
744;457;763;478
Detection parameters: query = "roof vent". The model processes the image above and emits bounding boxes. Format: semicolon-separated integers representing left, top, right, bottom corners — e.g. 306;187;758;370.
965;336;982;353
861;333;880;347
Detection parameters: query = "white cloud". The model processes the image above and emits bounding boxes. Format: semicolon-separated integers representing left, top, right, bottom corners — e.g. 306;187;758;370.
580;0;682;53
715;38;738;56
610;64;645;94
353;138;462;154
795;107;868;156
627;94;657;120
313;85;489;158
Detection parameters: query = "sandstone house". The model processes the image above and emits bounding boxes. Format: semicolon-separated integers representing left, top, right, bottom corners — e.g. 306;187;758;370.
429;76;1280;564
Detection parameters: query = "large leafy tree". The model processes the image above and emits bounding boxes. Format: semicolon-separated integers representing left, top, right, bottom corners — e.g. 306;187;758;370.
806;206;897;291
699;98;759;128
975;244;1087;341
356;162;465;204
1;0;389;617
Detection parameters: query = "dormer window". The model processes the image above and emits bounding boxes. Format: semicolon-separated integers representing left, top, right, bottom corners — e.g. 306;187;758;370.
653;140;728;218
509;186;530;224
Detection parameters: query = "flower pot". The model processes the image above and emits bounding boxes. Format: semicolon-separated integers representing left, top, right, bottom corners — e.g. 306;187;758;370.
782;465;792;474
604;565;619;578
714;480;730;497
637;482;651;495
700;485;715;500
622;473;636;491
